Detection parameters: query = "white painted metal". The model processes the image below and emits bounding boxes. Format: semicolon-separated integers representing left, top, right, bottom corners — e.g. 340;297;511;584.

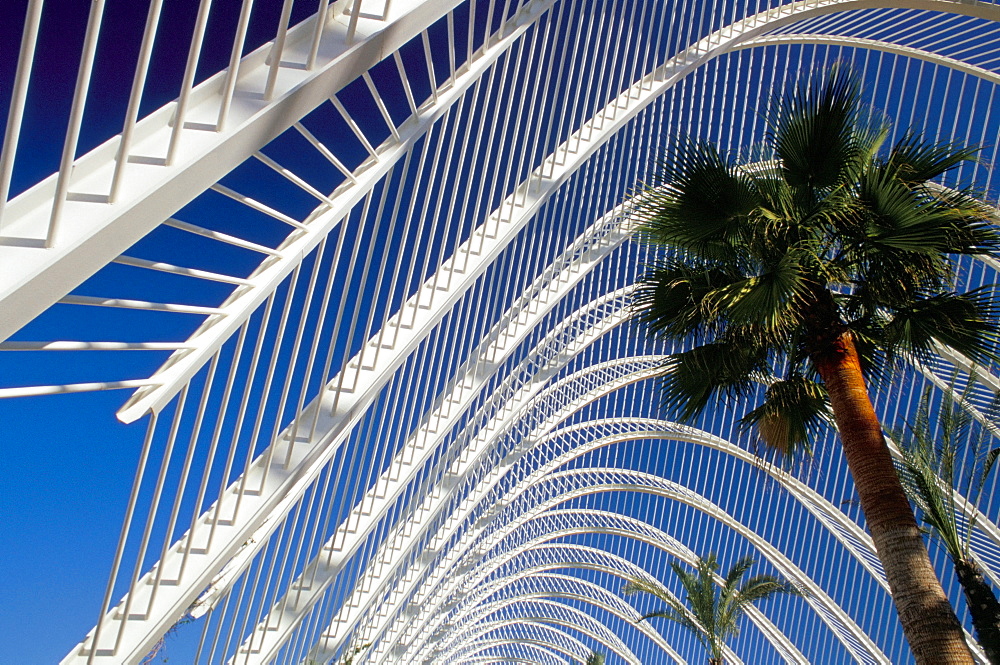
0;0;997;663
0;0;468;344
366;393;891;663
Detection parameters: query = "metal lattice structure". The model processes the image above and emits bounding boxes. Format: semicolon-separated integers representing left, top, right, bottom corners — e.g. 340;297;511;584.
3;0;1000;663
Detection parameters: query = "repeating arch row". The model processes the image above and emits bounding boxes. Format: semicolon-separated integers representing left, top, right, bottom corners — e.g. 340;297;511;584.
30;0;1000;662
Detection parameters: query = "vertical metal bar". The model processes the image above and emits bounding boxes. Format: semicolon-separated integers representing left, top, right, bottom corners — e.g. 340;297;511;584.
347;0;364;45
0;0;44;229
204;321;250;553
85;412;158;664
467;0;476;65
293;121;358;183
446;11;457;82
331;96;380;158
307;0;329;71
421;31;439;104
264;0;296;101
216;0;256;132
114;384;188;638
230;294;276;523
147;354;214;613
276;240;327;468
317;192;374;424
255;265;303;489
166;0;214;165
362;73;401;141
110;0;165;203
392;51;420;117
47;0;108;248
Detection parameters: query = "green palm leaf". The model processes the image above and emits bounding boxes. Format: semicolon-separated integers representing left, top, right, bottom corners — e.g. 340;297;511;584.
632;261;738;341
634;141;757;263
887;131;980;185
630;63;1000;658
624;553;800;663
770;64;884;192
740;376;831;457
657;341;767;421
882;287;1000;366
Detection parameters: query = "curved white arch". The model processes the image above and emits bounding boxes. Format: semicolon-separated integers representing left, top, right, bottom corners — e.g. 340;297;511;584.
301;14;1000;660
47;0;1000;662
500;474;890;663
331;350;993;663
432;621;593;665
407;476;886;665
374;548;684;665
332;331;1000;665
405;515;810;665
418;570;686;664
455;643;570;665
430;598;640;665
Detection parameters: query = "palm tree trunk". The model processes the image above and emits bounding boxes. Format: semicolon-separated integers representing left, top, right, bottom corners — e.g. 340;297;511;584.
813;331;972;664
954;558;1000;663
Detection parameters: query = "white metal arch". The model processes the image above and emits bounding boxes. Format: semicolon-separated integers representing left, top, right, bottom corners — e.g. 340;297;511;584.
403;472;889;665
371;551;675;664
401;541;780;665
454;643;571;665
317;338;999;663
429;571;685;663
429;598;641;665
401;512;803;665
0;0;996;663
213;16;1000;660
435;625;591;665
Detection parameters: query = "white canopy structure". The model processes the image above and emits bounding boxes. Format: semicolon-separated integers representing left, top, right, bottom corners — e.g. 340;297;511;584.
1;0;1000;663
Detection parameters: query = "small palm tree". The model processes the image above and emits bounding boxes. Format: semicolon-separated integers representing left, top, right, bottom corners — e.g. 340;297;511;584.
584;651;606;665
897;384;1000;663
624;553;801;665
631;65;999;663
336;641;372;665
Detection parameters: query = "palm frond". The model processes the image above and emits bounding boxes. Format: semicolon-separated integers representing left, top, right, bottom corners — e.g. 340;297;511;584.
657;341;768;422
632;261;737;341
699;250;815;336
887;131;980;185
633;140;758;263
770;65;884;192
585;651;607;665
984;448;1000;480
857;162;997;259
623;576;677;605
847;248;951;311
625;554;800;663
740;375;831;458
921;185;1000;256
895;385;973;560
721;556;754;589
882;286;1000;366
624;576;708;649
898;443;965;560
736;574;805;605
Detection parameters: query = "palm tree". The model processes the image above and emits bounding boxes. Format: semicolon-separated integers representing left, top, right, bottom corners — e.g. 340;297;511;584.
335;641;372;665
624;553;801;665
896;383;1000;663
584;650;606;665
631;65;999;663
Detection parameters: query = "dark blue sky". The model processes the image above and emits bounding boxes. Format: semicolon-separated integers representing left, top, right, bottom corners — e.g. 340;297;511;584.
2;1;998;664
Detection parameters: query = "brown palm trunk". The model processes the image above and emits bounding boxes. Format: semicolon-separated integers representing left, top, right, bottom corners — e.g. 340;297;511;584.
813;332;972;664
954;558;1000;663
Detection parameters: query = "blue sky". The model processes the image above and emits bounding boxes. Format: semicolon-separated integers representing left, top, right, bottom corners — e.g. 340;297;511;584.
3;1;1000;664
